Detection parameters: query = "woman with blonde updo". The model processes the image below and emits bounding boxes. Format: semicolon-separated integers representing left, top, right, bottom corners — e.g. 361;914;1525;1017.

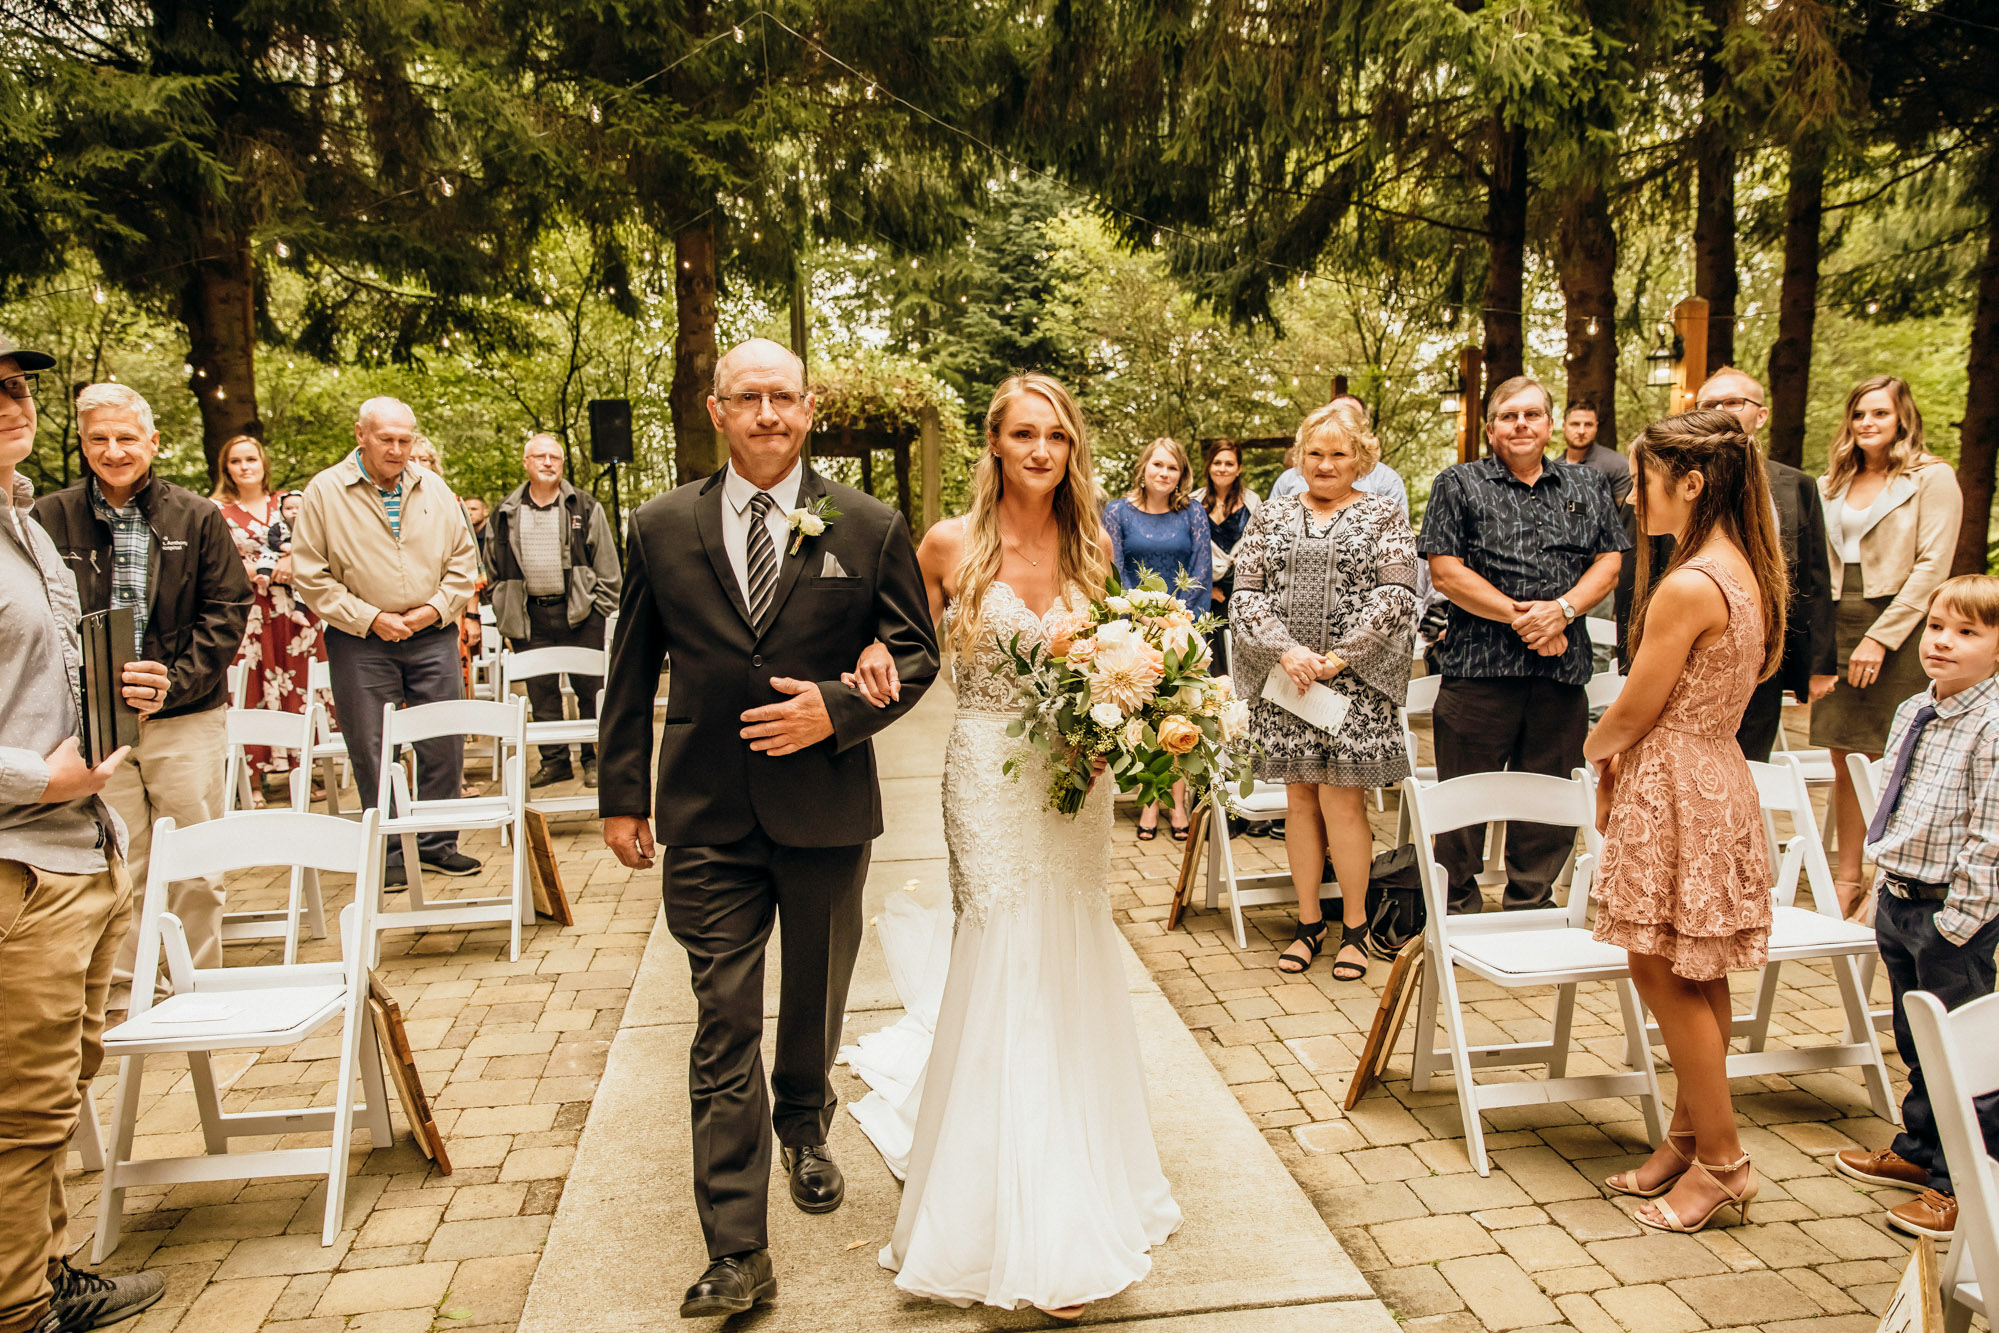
1229;399;1418;980
841;373;1181;1320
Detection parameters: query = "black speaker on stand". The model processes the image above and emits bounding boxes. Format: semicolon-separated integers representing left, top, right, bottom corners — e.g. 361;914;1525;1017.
588;398;633;547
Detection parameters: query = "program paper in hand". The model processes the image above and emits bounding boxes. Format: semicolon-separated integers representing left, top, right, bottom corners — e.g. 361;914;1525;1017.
1261;671;1350;735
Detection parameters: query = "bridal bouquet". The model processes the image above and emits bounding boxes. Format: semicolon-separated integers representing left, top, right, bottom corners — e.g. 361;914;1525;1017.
997;574;1256;816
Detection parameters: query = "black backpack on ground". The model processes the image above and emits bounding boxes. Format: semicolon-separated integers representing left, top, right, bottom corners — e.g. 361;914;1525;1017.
1362;844;1426;959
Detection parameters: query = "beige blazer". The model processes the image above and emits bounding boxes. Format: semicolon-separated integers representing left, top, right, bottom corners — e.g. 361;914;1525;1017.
1819;459;1962;652
291;455;478;639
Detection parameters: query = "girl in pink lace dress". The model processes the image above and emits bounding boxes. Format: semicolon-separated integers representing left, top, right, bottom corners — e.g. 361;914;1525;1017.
1584;411;1789;1235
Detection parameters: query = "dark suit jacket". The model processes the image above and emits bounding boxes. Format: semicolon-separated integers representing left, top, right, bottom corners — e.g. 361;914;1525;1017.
596;465;939;849
1614;457;1836;693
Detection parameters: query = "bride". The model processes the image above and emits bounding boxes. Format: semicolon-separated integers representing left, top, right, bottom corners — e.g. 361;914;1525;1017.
841;372;1181;1317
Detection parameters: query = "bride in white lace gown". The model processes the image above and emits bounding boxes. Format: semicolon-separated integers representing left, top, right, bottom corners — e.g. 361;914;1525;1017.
840;373;1180;1317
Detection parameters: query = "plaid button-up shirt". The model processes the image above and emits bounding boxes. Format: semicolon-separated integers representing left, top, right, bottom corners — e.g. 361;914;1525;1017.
1868;675;1999;944
1416;455;1628;685
87;476;152;654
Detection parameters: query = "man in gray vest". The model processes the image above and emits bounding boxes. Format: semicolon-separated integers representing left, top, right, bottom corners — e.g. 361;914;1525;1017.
484;433;621;787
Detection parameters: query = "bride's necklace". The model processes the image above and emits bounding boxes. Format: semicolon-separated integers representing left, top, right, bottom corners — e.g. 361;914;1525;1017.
1003;523;1056;567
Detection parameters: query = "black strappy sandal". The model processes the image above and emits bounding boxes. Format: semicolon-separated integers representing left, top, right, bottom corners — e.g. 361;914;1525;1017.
1277;917;1329;974
1329;922;1370;982
1170;817;1190;842
1136;818;1159;841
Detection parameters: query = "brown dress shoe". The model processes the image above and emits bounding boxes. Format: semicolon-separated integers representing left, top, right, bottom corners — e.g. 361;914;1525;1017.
1887;1189;1956;1240
1834;1147;1931;1190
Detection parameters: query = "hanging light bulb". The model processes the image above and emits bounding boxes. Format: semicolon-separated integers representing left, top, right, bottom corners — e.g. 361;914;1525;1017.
274;241;290;258
440;179;454;197
1152;231;1162;246
1009;166;1018;181
733;24;744;41
590;104;602;124
92;287;106;304
1585;316;1599;336
1867;300;1880;315
215;387;226;401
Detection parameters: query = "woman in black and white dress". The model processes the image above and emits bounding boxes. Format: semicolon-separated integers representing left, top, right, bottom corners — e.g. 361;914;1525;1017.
1229;400;1419;980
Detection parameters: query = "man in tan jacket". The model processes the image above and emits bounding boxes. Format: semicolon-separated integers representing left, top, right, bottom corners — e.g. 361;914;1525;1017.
292;397;481;884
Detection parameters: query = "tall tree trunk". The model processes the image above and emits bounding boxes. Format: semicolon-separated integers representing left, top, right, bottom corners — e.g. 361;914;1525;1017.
1765;134;1825;469
1557;183;1618;451
181;219;262;483
1693;0;1739;373
1954;184;1999;576
1482;119;1529;387
671;219;720;485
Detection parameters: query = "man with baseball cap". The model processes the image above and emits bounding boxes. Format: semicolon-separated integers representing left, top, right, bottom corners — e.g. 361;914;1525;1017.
0;338;167;1333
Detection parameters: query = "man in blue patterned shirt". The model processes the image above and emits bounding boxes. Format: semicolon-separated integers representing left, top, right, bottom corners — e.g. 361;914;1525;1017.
1417;375;1628;913
1834;575;1999;1243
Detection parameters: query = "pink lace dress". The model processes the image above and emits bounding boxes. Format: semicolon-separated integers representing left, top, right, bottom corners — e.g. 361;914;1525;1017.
1593;557;1771;980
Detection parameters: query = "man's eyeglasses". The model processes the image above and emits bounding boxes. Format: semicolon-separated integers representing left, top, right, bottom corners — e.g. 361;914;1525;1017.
1697;395;1763;413
1492;409;1547;426
719;390;805;414
1;374;38;402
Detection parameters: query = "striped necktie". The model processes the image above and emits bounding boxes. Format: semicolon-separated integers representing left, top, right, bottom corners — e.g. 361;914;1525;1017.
745;491;779;628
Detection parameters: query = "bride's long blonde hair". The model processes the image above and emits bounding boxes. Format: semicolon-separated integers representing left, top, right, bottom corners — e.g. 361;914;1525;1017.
952;372;1111;654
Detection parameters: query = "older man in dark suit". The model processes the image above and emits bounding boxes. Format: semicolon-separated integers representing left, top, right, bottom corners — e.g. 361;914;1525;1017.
597;338;939;1317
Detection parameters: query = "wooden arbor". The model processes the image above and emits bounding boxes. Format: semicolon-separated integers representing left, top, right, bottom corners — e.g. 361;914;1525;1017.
808;407;945;537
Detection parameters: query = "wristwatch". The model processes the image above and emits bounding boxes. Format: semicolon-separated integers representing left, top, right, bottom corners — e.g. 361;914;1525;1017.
1556;597;1578;622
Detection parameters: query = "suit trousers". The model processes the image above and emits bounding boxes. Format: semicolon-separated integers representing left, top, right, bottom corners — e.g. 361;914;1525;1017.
507;599;604;765
1432;676;1588;914
1735;675;1786;764
324;625;464;865
104;706;227;991
0;857;128;1333
662;829;869;1259
1877;891;1999;1197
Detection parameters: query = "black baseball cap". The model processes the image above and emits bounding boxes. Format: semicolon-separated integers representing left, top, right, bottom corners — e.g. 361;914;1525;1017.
0;338;55;373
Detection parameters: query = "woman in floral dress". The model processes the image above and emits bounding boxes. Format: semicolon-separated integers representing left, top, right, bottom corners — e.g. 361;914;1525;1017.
214;434;325;793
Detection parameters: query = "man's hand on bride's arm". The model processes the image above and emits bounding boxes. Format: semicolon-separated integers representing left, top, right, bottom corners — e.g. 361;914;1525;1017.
741;678;835;755
604;815;656;871
840;641;899;707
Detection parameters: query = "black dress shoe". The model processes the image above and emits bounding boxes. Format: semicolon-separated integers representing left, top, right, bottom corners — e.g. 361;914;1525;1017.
680;1249;776;1318
783;1143;845;1214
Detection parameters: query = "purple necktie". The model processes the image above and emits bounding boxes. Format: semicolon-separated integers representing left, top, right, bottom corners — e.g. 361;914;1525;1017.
1866;703;1939;845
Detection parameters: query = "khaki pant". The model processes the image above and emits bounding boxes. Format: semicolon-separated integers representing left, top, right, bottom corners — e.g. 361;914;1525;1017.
0;857;130;1333
106;706;227;991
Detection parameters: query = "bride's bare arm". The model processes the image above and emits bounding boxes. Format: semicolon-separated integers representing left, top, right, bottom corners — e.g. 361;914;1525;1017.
846;519;963;706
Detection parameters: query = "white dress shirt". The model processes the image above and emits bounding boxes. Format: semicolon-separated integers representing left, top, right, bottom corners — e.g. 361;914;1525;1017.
720;458;803;608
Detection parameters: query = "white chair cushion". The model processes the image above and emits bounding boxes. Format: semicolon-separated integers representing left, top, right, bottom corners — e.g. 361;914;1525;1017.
1767;904;1878;959
1450;927;1631;982
107;984;347;1047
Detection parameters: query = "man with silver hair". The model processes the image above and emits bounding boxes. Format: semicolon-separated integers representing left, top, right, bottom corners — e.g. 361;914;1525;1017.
291;397;481;884
32;382;251;1003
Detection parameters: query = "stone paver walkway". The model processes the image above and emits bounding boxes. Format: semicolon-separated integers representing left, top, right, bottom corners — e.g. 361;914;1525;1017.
59;707;1979;1333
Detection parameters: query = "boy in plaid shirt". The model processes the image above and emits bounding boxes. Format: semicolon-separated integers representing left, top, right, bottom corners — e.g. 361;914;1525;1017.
1834;574;1999;1240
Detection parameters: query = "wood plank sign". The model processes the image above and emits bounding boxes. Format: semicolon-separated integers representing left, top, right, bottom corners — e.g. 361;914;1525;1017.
367;973;452;1173
1875;1237;1942;1333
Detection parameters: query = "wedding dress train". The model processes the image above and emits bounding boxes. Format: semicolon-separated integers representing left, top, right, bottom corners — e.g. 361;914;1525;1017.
841;581;1181;1310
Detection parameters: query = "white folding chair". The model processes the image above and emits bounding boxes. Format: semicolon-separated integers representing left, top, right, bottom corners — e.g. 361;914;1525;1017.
1617;758;1896;1121
92;810;393;1259
1394;672;1509;889
226;659;251;709
1403;771;1665;1175
1583;617;1619;668
500;645;607;817
305;658;353;816
376;698;531;961
1773;708;1839;851
1845;752;1898;1034
220;705;329;961
1584;668;1623;710
1907;990;1999;1333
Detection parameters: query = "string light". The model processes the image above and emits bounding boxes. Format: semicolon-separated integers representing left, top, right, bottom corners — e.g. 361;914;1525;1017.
92;287;106;304
274;241;290;258
439;179;454;197
1585;317;1599;336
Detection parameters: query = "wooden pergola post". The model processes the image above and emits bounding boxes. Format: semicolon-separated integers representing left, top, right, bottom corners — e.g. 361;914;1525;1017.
919;406;941;536
1672;296;1710;414
1456;346;1485;464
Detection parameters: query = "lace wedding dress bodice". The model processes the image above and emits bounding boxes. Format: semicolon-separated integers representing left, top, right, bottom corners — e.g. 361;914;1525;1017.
940;582;1112;928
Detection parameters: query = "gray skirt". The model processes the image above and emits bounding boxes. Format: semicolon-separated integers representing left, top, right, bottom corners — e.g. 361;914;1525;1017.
1809;593;1930;754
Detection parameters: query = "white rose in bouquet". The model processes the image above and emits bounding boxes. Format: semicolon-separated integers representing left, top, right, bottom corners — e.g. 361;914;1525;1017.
1090;701;1125;728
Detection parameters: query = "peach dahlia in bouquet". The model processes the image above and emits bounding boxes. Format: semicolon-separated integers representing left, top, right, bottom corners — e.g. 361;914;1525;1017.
996;574;1256;816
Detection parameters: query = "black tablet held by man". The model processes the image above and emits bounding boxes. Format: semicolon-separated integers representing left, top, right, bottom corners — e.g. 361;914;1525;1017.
78;606;139;765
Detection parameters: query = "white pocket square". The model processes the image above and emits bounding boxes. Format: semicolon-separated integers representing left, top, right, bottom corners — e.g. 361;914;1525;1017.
821;552;853;578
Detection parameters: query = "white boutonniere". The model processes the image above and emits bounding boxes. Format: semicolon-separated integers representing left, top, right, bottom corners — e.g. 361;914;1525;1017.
784;496;841;555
